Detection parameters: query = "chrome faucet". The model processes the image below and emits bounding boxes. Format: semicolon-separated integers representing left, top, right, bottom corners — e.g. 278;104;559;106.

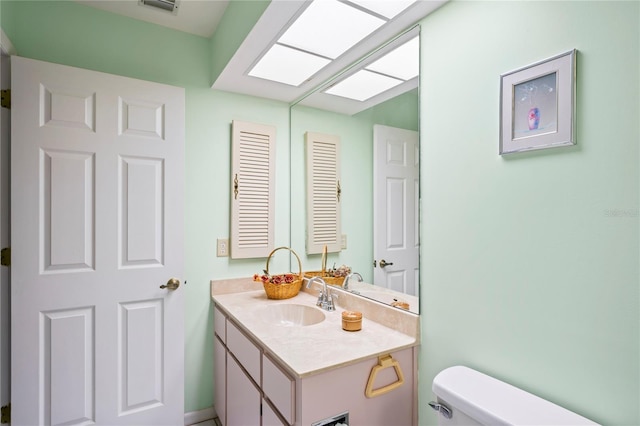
344;272;363;291
306;277;337;311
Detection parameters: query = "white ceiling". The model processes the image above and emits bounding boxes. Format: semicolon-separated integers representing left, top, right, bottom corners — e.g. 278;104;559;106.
76;0;229;38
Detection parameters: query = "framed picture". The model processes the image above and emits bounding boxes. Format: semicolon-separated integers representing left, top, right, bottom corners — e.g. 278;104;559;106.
500;49;576;155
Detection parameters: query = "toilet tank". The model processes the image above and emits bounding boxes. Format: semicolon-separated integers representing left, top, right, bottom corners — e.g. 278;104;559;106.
431;366;599;426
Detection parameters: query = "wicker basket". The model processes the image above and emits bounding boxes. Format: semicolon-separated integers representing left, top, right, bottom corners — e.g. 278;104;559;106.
303;245;346;286
262;247;303;300
303;271;345;286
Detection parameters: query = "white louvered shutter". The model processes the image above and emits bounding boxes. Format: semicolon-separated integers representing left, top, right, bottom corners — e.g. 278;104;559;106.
305;132;342;254
231;120;276;259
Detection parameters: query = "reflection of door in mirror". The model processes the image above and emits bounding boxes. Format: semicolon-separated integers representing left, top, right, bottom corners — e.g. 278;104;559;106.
373;125;419;296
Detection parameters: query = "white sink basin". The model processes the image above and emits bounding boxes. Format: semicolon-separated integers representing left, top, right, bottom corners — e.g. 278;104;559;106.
260;304;325;326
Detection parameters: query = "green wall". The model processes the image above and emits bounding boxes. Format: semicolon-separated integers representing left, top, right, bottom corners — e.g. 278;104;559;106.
1;0;291;413
1;0;210;88
183;89;290;411
418;1;639;424
209;0;269;86
355;88;419;131
3;0;639;424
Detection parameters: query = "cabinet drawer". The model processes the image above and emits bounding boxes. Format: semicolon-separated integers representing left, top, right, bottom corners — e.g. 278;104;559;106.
226;319;261;384
263;354;295;424
214;305;226;342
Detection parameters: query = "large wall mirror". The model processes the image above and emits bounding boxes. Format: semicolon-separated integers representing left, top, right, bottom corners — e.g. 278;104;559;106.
290;26;420;314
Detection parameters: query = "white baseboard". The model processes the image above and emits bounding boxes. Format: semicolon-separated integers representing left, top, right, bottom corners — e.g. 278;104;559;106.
184;407;217;425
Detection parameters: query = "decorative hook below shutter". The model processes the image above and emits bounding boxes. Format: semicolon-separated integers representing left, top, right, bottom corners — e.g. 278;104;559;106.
337;180;341;202
233;174;239;200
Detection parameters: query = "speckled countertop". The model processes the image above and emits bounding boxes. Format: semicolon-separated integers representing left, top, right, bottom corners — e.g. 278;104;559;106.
212;279;419;379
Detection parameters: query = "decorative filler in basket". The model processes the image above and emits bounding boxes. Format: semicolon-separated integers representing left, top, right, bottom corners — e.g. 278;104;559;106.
303;245;351;286
254;246;303;300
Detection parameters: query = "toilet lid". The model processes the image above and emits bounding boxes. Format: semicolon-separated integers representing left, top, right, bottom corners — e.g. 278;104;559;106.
432;366;599;426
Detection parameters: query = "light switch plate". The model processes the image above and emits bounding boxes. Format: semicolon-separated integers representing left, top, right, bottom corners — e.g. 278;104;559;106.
341;234;347;250
217;238;229;257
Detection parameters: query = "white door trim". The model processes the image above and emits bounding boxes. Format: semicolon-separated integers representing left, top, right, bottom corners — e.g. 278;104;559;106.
0;29;16;56
0;41;11;418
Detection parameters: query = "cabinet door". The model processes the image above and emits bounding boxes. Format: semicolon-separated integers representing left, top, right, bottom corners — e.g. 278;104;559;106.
214;336;226;425
263;354;294;424
227;354;261;426
262;398;287;426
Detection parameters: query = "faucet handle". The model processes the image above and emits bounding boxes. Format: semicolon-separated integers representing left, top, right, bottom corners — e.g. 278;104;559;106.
326;290;339;311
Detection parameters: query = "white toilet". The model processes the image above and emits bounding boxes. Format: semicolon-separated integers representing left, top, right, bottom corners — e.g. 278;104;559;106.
430;366;599;425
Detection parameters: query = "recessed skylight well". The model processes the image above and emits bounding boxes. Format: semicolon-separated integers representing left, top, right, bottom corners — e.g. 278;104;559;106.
325;69;403;102
278;0;386;60
248;44;331;87
365;36;419;80
322;31;418;102
245;0;424;89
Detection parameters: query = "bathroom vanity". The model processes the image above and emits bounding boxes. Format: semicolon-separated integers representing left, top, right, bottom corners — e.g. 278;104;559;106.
211;279;420;426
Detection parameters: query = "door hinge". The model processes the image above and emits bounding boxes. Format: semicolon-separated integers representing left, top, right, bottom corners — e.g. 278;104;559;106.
1;403;10;424
1;248;10;267
0;89;9;109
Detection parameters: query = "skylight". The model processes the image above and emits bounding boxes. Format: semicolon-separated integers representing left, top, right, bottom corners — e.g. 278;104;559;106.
246;0;419;88
322;33;419;102
248;44;331;87
365;36;419;80
325;69;403;102
278;0;385;60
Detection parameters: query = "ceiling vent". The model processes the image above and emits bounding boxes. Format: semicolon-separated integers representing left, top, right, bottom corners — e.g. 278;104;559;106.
138;0;179;15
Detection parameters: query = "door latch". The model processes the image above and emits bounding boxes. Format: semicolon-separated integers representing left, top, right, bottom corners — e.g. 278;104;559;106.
0;89;10;109
0;248;9;267
1;403;10;424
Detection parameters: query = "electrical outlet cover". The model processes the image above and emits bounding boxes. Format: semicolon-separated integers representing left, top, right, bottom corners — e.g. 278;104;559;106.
217;238;229;257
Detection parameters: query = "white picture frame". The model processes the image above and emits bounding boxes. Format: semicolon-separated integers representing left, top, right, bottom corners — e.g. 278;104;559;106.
500;49;576;155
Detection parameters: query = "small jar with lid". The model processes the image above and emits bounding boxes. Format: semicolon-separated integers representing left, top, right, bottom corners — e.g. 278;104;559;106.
342;311;362;332
391;300;410;310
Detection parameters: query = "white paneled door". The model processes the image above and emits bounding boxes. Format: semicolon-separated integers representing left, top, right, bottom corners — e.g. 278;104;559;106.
11;57;185;425
373;125;419;296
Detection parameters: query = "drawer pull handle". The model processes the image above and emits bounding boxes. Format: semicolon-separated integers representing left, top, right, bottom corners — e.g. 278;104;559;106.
365;354;404;398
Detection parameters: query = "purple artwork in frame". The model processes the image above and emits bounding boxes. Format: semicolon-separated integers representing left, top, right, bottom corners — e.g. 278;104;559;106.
513;72;558;139
500;49;576;155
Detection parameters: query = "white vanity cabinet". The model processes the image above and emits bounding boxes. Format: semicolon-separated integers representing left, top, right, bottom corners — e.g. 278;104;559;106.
214;305;293;426
214;302;417;426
